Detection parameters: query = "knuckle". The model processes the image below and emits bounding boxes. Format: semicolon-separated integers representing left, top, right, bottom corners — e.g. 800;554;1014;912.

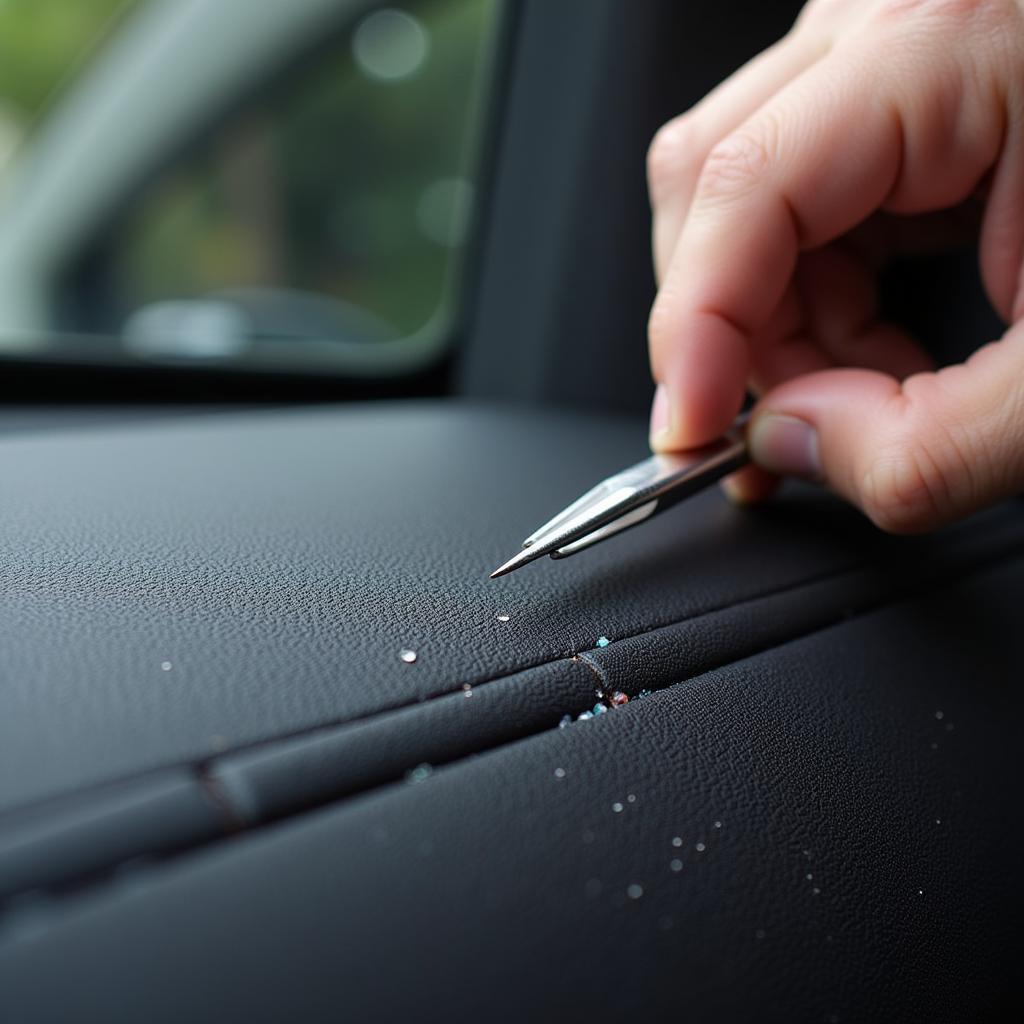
647;116;699;199
797;0;858;27
647;296;676;363
858;404;973;532
697;126;776;204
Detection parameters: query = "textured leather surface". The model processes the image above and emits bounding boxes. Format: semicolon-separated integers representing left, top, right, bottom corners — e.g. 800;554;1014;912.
1;402;1022;1020
1;560;1021;1022
1;401;1020;815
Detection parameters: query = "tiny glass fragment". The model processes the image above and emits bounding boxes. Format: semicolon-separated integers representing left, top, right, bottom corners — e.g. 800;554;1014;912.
577;710;594;722
496;613;510;622
406;763;433;783
558;714;573;729
592;703;608;716
399;648;418;664
596;636;610;648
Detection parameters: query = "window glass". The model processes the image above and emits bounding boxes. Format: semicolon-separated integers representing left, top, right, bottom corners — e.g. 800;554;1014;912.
0;0;140;160
0;0;502;375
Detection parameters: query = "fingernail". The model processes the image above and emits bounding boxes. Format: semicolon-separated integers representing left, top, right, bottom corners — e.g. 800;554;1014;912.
749;414;821;479
649;384;672;448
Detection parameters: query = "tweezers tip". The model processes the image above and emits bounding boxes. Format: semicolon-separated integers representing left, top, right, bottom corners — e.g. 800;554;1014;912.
489;547;539;579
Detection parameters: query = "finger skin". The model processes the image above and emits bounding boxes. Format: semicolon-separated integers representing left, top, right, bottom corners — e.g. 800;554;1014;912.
750;320;1024;532
721;464;780;505
649;2;1013;453
649;32;829;281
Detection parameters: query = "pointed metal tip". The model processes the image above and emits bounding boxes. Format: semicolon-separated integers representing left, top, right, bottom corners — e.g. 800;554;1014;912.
489;546;542;579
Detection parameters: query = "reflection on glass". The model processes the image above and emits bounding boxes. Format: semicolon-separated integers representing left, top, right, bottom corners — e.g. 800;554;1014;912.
352;8;431;82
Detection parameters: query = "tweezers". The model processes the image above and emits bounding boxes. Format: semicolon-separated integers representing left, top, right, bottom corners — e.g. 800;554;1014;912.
490;415;749;579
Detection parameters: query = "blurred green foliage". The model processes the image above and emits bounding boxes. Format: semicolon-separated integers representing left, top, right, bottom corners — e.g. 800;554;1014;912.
93;0;497;345
0;0;139;124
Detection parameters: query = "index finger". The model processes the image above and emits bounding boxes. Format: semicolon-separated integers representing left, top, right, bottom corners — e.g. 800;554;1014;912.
648;44;907;449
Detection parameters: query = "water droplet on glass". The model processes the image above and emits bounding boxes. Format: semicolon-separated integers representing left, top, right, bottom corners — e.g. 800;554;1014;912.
399;649;417;664
713;820;722;829
406;763;433;784
496;613;510;622
554;767;566;779
626;883;644;900
671;836;683;848
627;793;636;803
934;710;944;720
695;842;706;853
160;661;172;672
596;636;610;648
612;802;624;813
670;858;683;873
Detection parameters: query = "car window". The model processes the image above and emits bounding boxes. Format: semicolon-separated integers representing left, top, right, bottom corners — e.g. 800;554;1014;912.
0;0;503;376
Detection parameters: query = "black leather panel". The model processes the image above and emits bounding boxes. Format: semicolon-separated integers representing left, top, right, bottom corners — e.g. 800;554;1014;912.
0;772;225;901
2;402;1022;823
1;558;1019;1022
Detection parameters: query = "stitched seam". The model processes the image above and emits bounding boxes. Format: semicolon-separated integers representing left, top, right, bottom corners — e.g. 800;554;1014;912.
1;544;1022;927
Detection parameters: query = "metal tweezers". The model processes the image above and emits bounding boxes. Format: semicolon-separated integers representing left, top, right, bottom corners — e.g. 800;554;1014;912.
490;415;749;579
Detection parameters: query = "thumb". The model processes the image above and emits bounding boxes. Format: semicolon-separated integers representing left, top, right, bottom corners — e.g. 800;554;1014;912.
747;324;1024;533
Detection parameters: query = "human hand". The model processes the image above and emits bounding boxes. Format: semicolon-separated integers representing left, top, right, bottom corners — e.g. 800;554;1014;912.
647;0;1024;532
